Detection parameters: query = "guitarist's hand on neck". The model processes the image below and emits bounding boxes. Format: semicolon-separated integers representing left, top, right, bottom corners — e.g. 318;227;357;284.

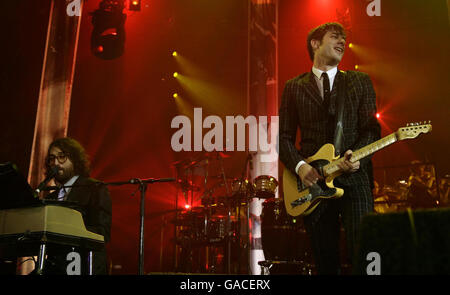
298;163;323;187
337;150;360;173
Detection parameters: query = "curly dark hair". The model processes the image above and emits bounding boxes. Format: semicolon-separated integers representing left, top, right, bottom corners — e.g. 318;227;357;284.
45;137;91;178
307;22;346;61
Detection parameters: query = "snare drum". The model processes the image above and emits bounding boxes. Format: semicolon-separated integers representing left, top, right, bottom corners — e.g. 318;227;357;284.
254;175;278;199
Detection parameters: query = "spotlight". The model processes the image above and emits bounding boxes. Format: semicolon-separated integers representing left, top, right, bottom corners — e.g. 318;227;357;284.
354;65;359;70
172;51;178;57
129;0;141;11
376;113;380;119
173;93;178;99
173;72;178;78
348;43;354;48
94;45;104;53
90;0;127;60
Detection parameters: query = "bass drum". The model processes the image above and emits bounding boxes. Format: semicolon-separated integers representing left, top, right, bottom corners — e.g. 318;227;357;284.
261;198;310;262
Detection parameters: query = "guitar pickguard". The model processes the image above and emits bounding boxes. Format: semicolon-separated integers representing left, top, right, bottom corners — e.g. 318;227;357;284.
291;182;337;208
290;159;336;209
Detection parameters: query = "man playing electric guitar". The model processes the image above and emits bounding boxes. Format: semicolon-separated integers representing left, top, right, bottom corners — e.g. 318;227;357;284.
279;22;381;274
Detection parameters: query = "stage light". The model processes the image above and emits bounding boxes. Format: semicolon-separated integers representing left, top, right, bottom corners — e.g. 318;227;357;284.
184;204;190;210
173;93;178;99
90;0;127;60
354;65;359;70
348;43;354;48
172;51;178;57
129;0;141;11
376;113;380;119
173;72;179;78
95;45;104;53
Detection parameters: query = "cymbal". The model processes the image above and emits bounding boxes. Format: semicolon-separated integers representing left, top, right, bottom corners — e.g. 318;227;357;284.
173;179;201;192
172;157;208;169
208;175;235;180
185;159;209;168
172;159;189;167
204;151;231;159
146;208;184;218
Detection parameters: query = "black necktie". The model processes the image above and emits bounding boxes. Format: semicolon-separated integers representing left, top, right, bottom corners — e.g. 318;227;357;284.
322;72;331;109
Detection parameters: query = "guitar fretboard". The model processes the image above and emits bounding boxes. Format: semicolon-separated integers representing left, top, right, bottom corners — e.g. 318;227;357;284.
324;133;398;176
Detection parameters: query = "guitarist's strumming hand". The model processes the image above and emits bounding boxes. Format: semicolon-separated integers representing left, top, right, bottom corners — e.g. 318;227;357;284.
298;163;323;187
337;150;360;173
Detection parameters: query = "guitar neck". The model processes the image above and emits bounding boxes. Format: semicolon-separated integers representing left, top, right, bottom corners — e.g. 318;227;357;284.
353;133;398;162
324;133;398;177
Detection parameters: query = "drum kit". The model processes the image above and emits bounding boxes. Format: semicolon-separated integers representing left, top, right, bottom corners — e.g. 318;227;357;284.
158;158;444;274
171;152;299;274
373;176;440;213
373;180;410;213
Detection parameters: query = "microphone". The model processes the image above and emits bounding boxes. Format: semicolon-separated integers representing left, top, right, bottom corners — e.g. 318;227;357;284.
34;166;59;196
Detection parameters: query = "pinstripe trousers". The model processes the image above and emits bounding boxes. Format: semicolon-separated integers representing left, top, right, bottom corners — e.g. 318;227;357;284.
303;182;374;275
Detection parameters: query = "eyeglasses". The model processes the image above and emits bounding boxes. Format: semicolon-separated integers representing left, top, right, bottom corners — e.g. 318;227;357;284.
47;153;69;164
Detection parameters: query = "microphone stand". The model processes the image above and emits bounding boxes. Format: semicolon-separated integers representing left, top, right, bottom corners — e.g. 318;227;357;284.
217;154;233;274
100;177;175;275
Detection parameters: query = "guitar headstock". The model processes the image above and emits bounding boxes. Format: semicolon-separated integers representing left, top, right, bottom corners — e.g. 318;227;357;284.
396;121;432;141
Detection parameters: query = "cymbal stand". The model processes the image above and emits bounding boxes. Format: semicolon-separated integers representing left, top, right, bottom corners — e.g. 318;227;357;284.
217;153;232;274
173;167;180;271
201;159;209;249
185;164;196;271
237;152;252;274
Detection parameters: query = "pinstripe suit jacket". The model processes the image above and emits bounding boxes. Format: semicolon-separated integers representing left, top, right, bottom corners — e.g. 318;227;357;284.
279;70;381;187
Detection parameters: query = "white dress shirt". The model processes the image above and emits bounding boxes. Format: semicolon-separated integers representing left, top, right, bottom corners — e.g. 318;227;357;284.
57;175;80;201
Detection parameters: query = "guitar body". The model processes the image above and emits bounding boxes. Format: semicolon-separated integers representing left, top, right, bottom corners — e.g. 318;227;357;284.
283;144;344;217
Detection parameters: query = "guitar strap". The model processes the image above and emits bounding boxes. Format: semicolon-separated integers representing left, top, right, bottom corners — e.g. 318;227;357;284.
333;70;347;157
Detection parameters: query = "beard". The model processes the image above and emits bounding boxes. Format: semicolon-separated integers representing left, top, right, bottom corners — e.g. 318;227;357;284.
54;166;75;184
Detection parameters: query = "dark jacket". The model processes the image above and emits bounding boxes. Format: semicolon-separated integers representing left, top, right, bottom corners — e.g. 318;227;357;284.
279;70;381;187
46;176;112;274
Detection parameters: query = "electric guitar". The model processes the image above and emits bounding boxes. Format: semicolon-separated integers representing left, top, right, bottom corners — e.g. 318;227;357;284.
283;122;432;217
